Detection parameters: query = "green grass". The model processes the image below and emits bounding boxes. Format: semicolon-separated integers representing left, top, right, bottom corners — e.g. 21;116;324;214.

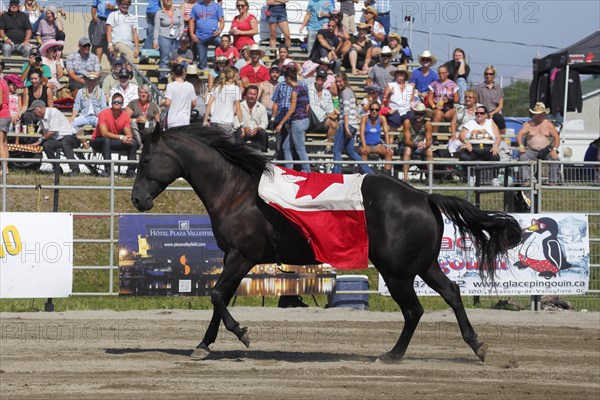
1;171;598;313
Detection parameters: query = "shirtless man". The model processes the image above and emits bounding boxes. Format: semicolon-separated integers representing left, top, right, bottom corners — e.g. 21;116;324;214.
401;103;433;182
516;102;561;184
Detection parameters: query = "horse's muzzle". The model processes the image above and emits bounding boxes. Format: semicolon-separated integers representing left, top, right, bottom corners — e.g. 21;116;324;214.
131;194;153;211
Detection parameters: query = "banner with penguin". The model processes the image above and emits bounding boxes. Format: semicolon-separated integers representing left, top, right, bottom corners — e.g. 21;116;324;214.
379;214;590;296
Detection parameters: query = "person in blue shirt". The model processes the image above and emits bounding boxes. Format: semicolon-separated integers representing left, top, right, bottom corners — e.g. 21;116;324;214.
299;0;334;56
143;0;161;51
189;0;224;70
409;50;439;107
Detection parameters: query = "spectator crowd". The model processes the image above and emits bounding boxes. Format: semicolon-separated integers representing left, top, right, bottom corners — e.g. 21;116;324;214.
0;0;562;184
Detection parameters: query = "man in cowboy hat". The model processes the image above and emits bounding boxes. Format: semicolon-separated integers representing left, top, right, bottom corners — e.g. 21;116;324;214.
240;44;270;89
366;45;395;89
409;50;438;105
516;102;561;184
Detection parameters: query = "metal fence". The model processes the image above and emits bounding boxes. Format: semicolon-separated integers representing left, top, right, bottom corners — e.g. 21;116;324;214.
1;158;599;309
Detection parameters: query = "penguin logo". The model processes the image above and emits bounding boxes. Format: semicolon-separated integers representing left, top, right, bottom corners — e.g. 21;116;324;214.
514;218;571;279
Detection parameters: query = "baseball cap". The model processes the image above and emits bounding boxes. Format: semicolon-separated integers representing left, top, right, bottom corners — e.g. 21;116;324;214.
316;71;328;80
112;56;126;65
79;37;91;46
27;100;46;111
9;0;20;5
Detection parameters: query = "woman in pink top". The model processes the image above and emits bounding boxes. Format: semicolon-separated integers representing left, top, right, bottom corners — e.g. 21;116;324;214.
230;0;258;51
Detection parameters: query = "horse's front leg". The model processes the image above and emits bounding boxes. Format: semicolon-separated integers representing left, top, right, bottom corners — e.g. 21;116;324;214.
192;250;254;358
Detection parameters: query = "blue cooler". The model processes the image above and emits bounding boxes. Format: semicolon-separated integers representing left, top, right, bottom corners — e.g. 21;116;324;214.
327;275;369;310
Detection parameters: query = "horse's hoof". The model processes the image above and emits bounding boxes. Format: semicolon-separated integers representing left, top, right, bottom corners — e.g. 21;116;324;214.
190;344;211;360
476;342;488;362
375;352;402;364
239;327;251;348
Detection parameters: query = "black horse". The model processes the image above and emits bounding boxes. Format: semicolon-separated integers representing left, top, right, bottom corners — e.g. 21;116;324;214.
131;125;522;362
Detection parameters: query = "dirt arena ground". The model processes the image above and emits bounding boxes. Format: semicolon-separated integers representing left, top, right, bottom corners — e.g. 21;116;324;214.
0;308;598;399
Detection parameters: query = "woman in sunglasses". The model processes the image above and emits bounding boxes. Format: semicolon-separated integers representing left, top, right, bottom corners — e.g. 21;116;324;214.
40;39;64;95
359;101;393;174
230;0;258;51
458;105;501;162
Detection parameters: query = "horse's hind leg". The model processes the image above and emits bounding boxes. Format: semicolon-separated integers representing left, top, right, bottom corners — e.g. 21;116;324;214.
377;276;424;363
420;262;487;361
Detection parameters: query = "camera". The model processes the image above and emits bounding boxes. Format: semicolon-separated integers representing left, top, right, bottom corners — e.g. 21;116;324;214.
35;56;42;63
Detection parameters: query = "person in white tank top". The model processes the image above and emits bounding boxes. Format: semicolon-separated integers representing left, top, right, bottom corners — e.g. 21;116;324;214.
458;104;501;161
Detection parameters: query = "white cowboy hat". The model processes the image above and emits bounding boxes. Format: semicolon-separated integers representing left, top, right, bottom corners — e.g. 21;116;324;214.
411;102;427;112
186;64;199;75
380;46;393;55
248;44;266;59
529;102;550;115
418;50;437;66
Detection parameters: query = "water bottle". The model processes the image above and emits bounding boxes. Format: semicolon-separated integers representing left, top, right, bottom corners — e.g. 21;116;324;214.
15;119;21;135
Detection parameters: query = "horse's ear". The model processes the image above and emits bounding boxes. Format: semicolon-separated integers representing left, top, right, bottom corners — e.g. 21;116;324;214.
150;121;161;143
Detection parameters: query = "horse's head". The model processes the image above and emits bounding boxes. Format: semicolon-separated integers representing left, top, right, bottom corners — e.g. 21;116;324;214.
131;125;182;211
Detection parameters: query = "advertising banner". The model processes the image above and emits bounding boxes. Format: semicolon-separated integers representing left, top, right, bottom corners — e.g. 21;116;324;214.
0;213;73;298
118;215;336;296
379;213;590;296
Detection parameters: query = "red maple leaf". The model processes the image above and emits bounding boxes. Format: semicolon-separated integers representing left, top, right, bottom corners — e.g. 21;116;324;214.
585;51;595;63
280;168;344;199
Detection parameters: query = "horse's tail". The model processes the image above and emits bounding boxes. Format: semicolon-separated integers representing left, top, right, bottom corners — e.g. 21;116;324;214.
428;193;522;284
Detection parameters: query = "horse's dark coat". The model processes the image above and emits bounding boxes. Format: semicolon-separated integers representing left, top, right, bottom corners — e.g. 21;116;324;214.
131;125;522;361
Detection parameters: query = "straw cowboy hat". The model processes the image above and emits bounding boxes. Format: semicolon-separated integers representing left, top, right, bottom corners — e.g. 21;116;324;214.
248;44;266;58
418;50;437;66
363;6;378;17
84;72;99;80
529;102;550;115
390;65;412;79
40;39;64;55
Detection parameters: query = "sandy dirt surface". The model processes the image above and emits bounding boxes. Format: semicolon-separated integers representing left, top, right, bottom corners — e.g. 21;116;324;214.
0;307;598;399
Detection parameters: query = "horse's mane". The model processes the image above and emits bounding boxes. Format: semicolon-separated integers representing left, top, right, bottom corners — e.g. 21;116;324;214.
162;124;271;182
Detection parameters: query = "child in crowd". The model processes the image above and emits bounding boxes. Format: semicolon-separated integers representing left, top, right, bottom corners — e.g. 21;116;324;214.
169;36;194;70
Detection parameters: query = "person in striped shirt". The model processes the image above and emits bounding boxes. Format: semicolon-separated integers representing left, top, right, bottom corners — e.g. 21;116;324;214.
331;72;373;174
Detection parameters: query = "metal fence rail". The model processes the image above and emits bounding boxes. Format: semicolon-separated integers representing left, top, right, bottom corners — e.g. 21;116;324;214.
1;158;599;309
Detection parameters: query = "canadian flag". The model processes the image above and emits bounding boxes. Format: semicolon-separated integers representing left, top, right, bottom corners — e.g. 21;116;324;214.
258;165;369;270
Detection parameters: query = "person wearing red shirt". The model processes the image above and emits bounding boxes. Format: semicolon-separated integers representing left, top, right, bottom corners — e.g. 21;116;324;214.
214;34;239;66
229;0;257;51
90;92;138;177
239;44;269;89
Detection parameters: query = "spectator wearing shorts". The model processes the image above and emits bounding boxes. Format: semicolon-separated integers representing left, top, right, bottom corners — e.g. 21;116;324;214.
91;0;116;64
265;0;291;49
106;0;139;63
339;0;358;35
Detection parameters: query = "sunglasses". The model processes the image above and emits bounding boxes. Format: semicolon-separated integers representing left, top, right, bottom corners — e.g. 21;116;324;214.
414;112;425;116
485;72;495;76
532;219;547;230
475;111;487;115
421;58;431;62
49;47;61;52
81;44;91;48
236;3;246;7
112;100;124;105
381;54;392;57
369;108;380;112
